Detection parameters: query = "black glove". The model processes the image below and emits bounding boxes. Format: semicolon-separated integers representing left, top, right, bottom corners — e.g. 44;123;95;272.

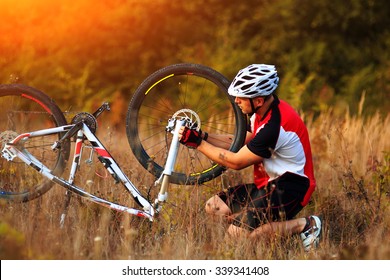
197;129;209;141
179;127;202;148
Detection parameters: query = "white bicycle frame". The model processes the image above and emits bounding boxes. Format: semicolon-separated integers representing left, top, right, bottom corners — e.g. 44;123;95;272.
1;116;185;222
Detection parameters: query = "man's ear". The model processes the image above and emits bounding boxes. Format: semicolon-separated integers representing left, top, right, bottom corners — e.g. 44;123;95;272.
255;96;265;106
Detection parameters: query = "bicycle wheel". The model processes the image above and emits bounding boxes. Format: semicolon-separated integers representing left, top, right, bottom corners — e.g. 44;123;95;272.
0;84;70;202
126;63;246;185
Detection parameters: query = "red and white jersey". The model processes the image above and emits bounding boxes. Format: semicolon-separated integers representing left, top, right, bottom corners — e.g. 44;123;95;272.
247;96;316;206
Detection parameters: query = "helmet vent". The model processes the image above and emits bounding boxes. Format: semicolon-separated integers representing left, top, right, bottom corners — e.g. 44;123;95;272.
242;75;255;80
241;83;255;91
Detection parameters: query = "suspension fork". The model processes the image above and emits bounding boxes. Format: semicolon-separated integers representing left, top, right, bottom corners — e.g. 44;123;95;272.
153;119;184;212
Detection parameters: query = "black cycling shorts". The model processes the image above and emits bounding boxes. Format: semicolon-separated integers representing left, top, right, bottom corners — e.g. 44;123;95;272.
217;172;310;231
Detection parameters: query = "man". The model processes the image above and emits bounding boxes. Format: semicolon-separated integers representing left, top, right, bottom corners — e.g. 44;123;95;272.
179;64;321;251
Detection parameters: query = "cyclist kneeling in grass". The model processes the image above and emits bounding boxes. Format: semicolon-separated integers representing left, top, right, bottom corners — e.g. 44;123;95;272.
178;64;321;251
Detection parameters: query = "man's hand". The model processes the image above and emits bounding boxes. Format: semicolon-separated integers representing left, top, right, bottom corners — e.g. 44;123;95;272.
179;126;202;149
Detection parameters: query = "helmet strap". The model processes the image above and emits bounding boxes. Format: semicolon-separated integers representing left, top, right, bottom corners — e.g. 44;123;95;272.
249;94;272;115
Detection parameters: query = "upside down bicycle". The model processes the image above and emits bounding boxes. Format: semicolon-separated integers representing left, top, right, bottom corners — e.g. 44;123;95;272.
0;63;247;223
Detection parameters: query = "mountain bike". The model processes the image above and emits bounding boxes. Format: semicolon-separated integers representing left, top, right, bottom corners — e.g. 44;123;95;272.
0;63;246;222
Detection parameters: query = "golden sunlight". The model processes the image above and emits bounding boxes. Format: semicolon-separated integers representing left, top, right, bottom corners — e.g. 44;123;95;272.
0;0;157;55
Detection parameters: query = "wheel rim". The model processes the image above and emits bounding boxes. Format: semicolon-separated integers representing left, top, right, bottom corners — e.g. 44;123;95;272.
127;65;245;185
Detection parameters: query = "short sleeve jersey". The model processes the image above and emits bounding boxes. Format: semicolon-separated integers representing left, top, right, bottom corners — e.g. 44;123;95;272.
247;95;316;206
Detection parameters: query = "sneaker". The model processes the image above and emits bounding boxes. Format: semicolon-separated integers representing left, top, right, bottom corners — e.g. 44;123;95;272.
300;215;322;252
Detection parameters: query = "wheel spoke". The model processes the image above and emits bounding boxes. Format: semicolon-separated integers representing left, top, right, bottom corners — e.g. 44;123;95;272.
127;64;246;185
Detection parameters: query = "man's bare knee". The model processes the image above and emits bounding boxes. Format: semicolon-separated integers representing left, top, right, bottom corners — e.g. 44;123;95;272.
205;195;231;216
205;201;219;214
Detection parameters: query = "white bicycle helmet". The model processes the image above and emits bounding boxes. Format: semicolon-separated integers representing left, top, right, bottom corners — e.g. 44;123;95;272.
228;64;279;98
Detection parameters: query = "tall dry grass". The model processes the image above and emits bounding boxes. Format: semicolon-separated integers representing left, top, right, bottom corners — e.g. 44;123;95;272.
0;110;389;260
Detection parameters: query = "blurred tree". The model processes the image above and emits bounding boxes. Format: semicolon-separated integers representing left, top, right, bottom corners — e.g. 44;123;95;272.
247;0;390;115
0;0;388;115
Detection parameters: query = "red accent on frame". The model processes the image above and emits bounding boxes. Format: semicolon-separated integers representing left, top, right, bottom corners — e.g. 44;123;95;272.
95;147;111;158
75;140;82;155
137;212;147;218
11;133;31;144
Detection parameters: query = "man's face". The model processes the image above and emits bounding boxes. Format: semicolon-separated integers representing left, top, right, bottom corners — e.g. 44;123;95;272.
234;96;253;114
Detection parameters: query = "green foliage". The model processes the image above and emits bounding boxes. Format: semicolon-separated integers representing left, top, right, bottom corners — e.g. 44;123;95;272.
0;0;388;114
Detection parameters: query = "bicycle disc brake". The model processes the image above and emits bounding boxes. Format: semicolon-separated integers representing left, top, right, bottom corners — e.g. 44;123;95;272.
171;109;201;130
0;130;19;150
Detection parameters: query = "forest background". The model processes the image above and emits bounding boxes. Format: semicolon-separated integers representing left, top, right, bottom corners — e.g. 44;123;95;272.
1;0;389;116
0;0;389;261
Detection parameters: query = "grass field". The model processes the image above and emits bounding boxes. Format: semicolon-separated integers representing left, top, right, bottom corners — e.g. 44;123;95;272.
0;110;389;260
